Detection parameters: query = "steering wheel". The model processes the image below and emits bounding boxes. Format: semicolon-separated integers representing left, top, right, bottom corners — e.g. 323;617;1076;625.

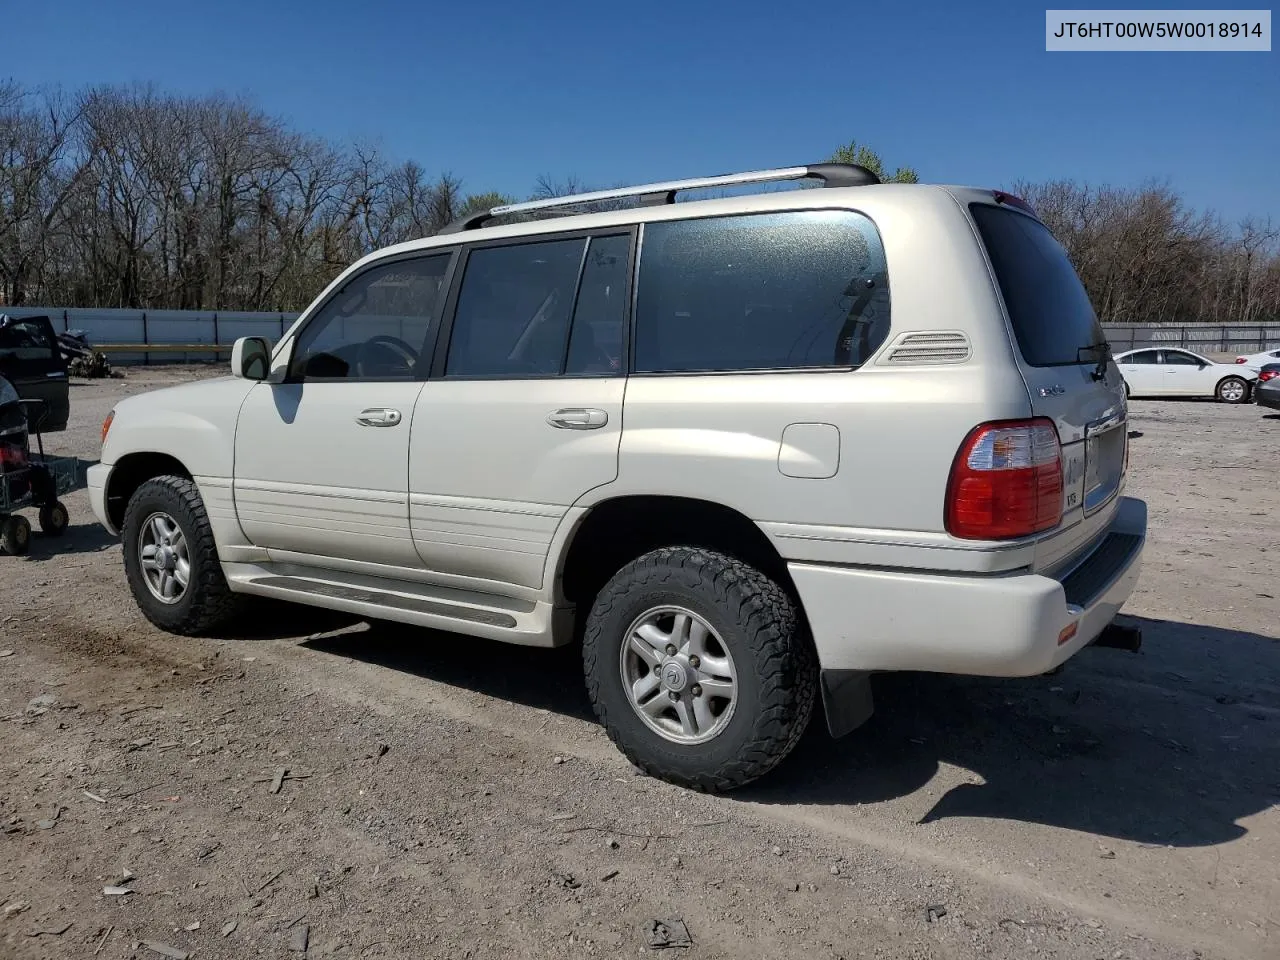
356;335;419;377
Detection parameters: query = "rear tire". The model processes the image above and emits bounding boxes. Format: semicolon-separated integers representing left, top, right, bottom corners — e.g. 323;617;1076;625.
38;502;69;537
582;546;818;792
0;515;31;556
122;475;246;635
1216;376;1249;403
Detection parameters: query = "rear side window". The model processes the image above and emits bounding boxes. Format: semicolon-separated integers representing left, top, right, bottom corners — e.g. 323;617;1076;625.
565;234;630;375
633;210;890;374
969;204;1105;367
446;237;585;378
1122;350;1159;364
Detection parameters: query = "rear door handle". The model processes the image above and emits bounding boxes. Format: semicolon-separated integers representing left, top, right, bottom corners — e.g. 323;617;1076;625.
546;407;608;430
355;407;402;427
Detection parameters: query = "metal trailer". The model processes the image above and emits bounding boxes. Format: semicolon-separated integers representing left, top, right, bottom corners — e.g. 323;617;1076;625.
0;397;76;556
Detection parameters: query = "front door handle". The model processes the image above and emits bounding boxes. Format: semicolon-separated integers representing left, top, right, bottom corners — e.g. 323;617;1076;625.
356;407;403;427
547;407;608;430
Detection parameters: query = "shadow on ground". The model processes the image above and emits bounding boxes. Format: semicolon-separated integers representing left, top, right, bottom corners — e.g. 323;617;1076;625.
20;519;117;562
298;613;1278;849
302;622;595;721
740;615;1280;850
217;600;368;643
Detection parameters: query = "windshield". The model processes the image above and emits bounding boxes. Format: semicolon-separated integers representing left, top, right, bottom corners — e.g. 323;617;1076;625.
969;203;1106;367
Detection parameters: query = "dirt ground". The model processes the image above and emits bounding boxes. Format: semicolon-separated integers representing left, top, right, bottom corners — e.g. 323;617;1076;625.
1;367;1277;960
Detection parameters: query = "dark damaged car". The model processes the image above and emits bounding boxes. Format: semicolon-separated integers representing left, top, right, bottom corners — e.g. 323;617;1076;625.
0;314;69;433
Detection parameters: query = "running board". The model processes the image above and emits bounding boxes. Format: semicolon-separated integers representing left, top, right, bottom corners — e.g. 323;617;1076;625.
250;575;518;628
223;564;568;647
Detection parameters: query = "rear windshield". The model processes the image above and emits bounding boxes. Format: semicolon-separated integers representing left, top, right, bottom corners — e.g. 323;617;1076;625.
969;203;1105;367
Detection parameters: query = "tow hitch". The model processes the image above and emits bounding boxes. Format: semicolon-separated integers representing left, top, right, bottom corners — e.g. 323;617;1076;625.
1091;622;1142;652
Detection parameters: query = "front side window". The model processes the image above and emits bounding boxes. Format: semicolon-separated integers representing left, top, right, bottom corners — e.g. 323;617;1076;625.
290;253;453;381
632;210;890;374
445;238;587;378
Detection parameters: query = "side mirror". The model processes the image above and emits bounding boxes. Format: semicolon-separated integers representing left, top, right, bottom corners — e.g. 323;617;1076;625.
231;337;271;381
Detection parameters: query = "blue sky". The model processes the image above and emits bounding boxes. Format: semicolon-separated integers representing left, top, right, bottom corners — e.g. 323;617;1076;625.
6;0;1276;223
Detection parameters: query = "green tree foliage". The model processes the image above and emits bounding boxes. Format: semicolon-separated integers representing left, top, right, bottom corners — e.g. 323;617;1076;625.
829;141;919;183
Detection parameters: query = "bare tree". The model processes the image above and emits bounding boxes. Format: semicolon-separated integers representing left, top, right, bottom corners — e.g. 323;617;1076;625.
1012;178;1277;326
2;80;1277;326
0;82;87;304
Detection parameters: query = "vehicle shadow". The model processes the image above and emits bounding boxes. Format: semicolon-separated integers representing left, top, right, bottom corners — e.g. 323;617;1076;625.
21;520;118;562
739;614;1280;848
301;613;1278;849
302;623;596;721
220;600;367;643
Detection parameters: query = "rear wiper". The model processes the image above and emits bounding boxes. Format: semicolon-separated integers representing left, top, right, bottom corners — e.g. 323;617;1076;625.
1078;342;1112;381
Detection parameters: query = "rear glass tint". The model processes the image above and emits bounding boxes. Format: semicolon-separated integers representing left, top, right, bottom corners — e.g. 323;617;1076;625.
634;210;890;374
969;203;1105;367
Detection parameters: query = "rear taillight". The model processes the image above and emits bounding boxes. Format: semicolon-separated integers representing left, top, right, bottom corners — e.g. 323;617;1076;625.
945;418;1063;540
1260;369;1279;382
1235;357;1248;364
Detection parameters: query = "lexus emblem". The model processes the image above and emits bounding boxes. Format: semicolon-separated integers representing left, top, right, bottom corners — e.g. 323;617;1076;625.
1038;385;1066;397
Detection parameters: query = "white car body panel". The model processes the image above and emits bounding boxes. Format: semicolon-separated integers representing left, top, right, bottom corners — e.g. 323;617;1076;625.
1116;348;1255;398
89;377;256;545
232;380;428;569
89;177;1146;689
408;377;624;590
1234;347;1280;372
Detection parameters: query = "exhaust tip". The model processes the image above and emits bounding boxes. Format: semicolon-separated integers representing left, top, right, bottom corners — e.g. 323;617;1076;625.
1092;622;1143;653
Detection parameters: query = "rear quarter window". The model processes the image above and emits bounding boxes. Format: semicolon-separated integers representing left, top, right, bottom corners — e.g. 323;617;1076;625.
969;203;1105;367
633;210;890;374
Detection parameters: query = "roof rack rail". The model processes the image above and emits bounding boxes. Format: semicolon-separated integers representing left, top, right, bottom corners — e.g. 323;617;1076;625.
437;162;881;235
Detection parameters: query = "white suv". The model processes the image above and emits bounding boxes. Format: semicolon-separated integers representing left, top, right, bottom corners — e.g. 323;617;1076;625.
88;163;1147;791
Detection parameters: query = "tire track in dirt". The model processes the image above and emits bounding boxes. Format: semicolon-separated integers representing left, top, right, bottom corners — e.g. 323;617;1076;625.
4;385;1278;959
0;614;1239;960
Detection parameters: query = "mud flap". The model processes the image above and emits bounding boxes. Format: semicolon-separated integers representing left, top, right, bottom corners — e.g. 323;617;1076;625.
819;669;875;739
1090;621;1143;652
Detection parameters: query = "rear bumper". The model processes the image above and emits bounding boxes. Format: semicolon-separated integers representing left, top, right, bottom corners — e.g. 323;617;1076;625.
1256;385;1280;410
790;496;1147;677
86;462;115;534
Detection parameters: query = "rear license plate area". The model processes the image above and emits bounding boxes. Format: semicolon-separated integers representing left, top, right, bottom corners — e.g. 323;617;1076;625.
1083;417;1125;515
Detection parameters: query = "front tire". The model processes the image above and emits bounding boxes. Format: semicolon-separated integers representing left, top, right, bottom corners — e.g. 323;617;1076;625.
122;476;245;635
1216;376;1250;403
582;547;818;792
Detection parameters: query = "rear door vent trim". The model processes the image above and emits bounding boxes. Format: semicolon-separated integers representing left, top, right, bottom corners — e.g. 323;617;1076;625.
881;330;972;365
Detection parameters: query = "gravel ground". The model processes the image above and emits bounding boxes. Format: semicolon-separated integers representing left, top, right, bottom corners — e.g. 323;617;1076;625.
1;367;1277;960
